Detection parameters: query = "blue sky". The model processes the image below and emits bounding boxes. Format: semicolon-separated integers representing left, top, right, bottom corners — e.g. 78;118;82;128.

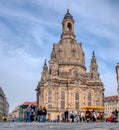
0;0;119;113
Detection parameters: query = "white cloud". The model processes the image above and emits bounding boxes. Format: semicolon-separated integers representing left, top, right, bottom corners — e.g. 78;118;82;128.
0;0;118;112
0;46;45;112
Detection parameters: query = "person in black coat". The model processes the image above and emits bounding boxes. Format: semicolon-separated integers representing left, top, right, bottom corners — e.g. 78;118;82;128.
42;106;47;122
30;105;36;122
64;109;69;122
37;106;42;122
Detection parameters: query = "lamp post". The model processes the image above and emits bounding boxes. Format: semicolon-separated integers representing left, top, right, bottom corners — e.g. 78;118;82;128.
116;63;119;122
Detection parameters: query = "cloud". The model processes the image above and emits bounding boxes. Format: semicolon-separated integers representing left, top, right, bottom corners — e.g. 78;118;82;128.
0;45;45;112
0;0;119;112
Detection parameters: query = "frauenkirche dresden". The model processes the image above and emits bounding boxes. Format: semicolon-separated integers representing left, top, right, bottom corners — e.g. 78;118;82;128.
36;9;105;121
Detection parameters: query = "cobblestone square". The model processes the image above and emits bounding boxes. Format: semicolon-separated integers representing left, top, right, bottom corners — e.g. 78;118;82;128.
0;122;119;130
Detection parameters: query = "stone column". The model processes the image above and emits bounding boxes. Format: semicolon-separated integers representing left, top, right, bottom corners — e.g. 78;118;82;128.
116;63;119;122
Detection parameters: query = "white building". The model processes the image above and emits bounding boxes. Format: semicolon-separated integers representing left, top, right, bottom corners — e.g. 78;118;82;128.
0;87;9;121
116;63;119;121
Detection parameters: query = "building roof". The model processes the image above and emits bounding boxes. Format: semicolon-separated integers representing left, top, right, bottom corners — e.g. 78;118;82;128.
23;102;37;106
104;95;118;102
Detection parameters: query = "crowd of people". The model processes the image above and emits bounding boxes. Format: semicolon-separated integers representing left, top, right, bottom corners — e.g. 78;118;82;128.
63;109;118;123
106;109;118;122
14;107;119;123
84;109;104;122
1;106;118;123
25;105;47;122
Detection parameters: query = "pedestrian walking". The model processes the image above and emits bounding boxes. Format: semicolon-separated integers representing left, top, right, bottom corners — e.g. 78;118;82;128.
42;106;47;122
92;109;97;122
64;109;69;122
85;109;91;122
26;105;31;122
70;111;75;122
30;104;36;122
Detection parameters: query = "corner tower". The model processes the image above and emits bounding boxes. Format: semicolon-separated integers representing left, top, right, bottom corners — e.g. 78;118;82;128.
89;51;99;80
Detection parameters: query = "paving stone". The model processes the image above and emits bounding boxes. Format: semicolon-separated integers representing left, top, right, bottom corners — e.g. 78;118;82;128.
0;122;119;130
90;128;109;130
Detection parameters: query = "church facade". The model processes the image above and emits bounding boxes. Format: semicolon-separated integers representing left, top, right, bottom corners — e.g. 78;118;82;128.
36;10;104;120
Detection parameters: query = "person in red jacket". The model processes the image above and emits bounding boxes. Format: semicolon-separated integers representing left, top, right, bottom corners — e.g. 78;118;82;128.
107;115;112;122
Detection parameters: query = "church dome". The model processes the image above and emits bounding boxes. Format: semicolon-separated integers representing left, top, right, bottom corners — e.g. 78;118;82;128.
50;9;86;73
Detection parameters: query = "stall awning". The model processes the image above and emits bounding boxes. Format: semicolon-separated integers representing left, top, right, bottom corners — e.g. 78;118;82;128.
82;106;104;109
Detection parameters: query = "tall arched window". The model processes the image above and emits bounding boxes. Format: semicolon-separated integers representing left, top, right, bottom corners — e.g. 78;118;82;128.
48;90;52;109
91;73;93;79
61;91;65;109
67;23;72;32
75;91;79;109
88;92;92;106
71;50;76;57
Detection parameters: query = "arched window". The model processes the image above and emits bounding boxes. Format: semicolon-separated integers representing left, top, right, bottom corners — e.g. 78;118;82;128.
48;90;52;109
61;91;65;109
91;73;93;78
75;91;79;109
88;92;92;106
71;50;76;57
49;69;51;74
67;23;72;32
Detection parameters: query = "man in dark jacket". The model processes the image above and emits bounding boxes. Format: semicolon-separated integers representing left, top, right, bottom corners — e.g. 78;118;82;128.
64;109;69;122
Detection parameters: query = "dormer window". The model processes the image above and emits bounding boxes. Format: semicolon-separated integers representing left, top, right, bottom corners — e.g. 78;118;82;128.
75;80;80;86
58;49;62;57
73;69;78;77
48;81;51;86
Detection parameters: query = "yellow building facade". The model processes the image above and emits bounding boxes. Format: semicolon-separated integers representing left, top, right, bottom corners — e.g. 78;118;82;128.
36;9;104;121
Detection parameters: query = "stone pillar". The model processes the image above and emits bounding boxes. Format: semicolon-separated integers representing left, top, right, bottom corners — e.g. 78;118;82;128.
116;63;119;122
